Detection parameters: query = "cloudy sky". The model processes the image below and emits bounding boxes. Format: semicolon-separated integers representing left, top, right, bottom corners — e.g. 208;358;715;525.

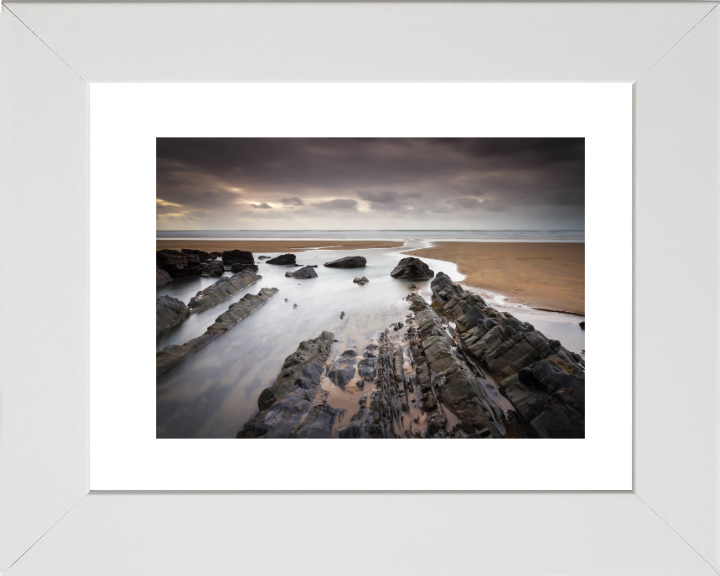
156;138;584;231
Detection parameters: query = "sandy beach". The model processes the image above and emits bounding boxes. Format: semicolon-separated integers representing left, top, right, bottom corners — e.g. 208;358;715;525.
157;240;404;253
405;242;585;316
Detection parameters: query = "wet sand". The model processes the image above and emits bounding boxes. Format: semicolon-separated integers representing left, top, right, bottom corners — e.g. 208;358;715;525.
404;242;585;316
157;240;403;253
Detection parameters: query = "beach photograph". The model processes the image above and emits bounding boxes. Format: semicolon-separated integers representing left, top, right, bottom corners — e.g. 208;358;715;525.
156;138;585;439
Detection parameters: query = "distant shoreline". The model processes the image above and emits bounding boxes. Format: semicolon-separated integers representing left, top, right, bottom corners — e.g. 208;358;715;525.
156;240;404;253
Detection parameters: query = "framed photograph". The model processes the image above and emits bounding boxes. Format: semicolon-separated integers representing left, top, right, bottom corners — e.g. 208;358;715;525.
1;2;718;575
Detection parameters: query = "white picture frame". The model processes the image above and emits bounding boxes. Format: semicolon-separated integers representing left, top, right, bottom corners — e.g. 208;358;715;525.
1;2;718;574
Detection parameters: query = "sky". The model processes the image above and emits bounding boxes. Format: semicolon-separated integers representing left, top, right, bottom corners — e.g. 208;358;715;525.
156;138;584;231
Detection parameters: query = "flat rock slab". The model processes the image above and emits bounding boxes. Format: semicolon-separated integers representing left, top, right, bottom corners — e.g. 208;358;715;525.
390;257;434;280
156;266;173;287
156;287;278;377
285;266;318;279
324;256;367;268
187;269;261;313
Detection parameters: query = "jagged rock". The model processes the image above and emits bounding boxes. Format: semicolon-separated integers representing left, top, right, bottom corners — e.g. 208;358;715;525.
181;248;212;262
390;257;434;280
267;253;296;265
327;355;357;389
237;331;335;438
156;296;190;336
156;249;202;278
222;249;255;269
231;262;258;273
340;311;345;320
285;266;318;279
156;266;173;287
187;269;261;313
324;256;367;268
156;287;278;377
353;277;369;286
200;261;224;277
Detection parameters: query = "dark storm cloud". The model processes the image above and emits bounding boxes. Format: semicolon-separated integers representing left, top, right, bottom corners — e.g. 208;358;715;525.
156;138;584;230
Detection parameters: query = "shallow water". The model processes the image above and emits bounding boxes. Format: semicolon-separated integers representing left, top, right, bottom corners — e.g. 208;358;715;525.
156;241;585;438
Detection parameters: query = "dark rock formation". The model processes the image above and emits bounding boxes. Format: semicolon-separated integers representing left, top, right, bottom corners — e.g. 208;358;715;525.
156;266;172;287
210;251;222;258
187;269;261;313
267;254;296;265
181;248;212;262
157;249;202;278
327;355;356;389
390;257;434;280
353;277;369;286
222;250;255;269
231;262;258;273
258;256;270;260
579;321;585;330
200;261;224;277
285;266;318;279
237;331;336;438
324;256;367;268
157;287;278;377
429;271;585;438
156;295;190;336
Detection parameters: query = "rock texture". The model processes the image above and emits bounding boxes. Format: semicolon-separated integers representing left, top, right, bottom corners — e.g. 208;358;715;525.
157;287;278;377
157;249;202;278
237;331;336;438
285;266;318;279
390;257;434;280
267;254;296;265
200;261;224;277
181;248;212;262
222;250;255;269
324;256;367;268
156;296;190;336
156;266;173;287
429;272;585;438
187;269;261;313
353;277;369;286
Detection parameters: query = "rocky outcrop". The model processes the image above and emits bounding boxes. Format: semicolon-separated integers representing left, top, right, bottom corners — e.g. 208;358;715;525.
285;266;318;279
231;263;258;272
237;331;336;438
187;269;261;313
156;295;190;336
181;248;212;262
222;250;255;269
156;266;173;287
353;277;369;286
200;261;224;277
324;256;367;268
429;272;585;438
157;249;202;278
390;257;434;280
267;254;296;265
157;287;278;377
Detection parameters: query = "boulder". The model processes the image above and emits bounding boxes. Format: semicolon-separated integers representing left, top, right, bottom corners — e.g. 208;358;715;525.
353;277;369;286
231;262;258;273
267;253;296;265
390;257;434;280
222;249;255;268
285;266;318;279
156;295;190;336
156;249;202;278
181;248;212;262
324;256;367;268
327;356;357;389
156;266;173;287
200;261;224;277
